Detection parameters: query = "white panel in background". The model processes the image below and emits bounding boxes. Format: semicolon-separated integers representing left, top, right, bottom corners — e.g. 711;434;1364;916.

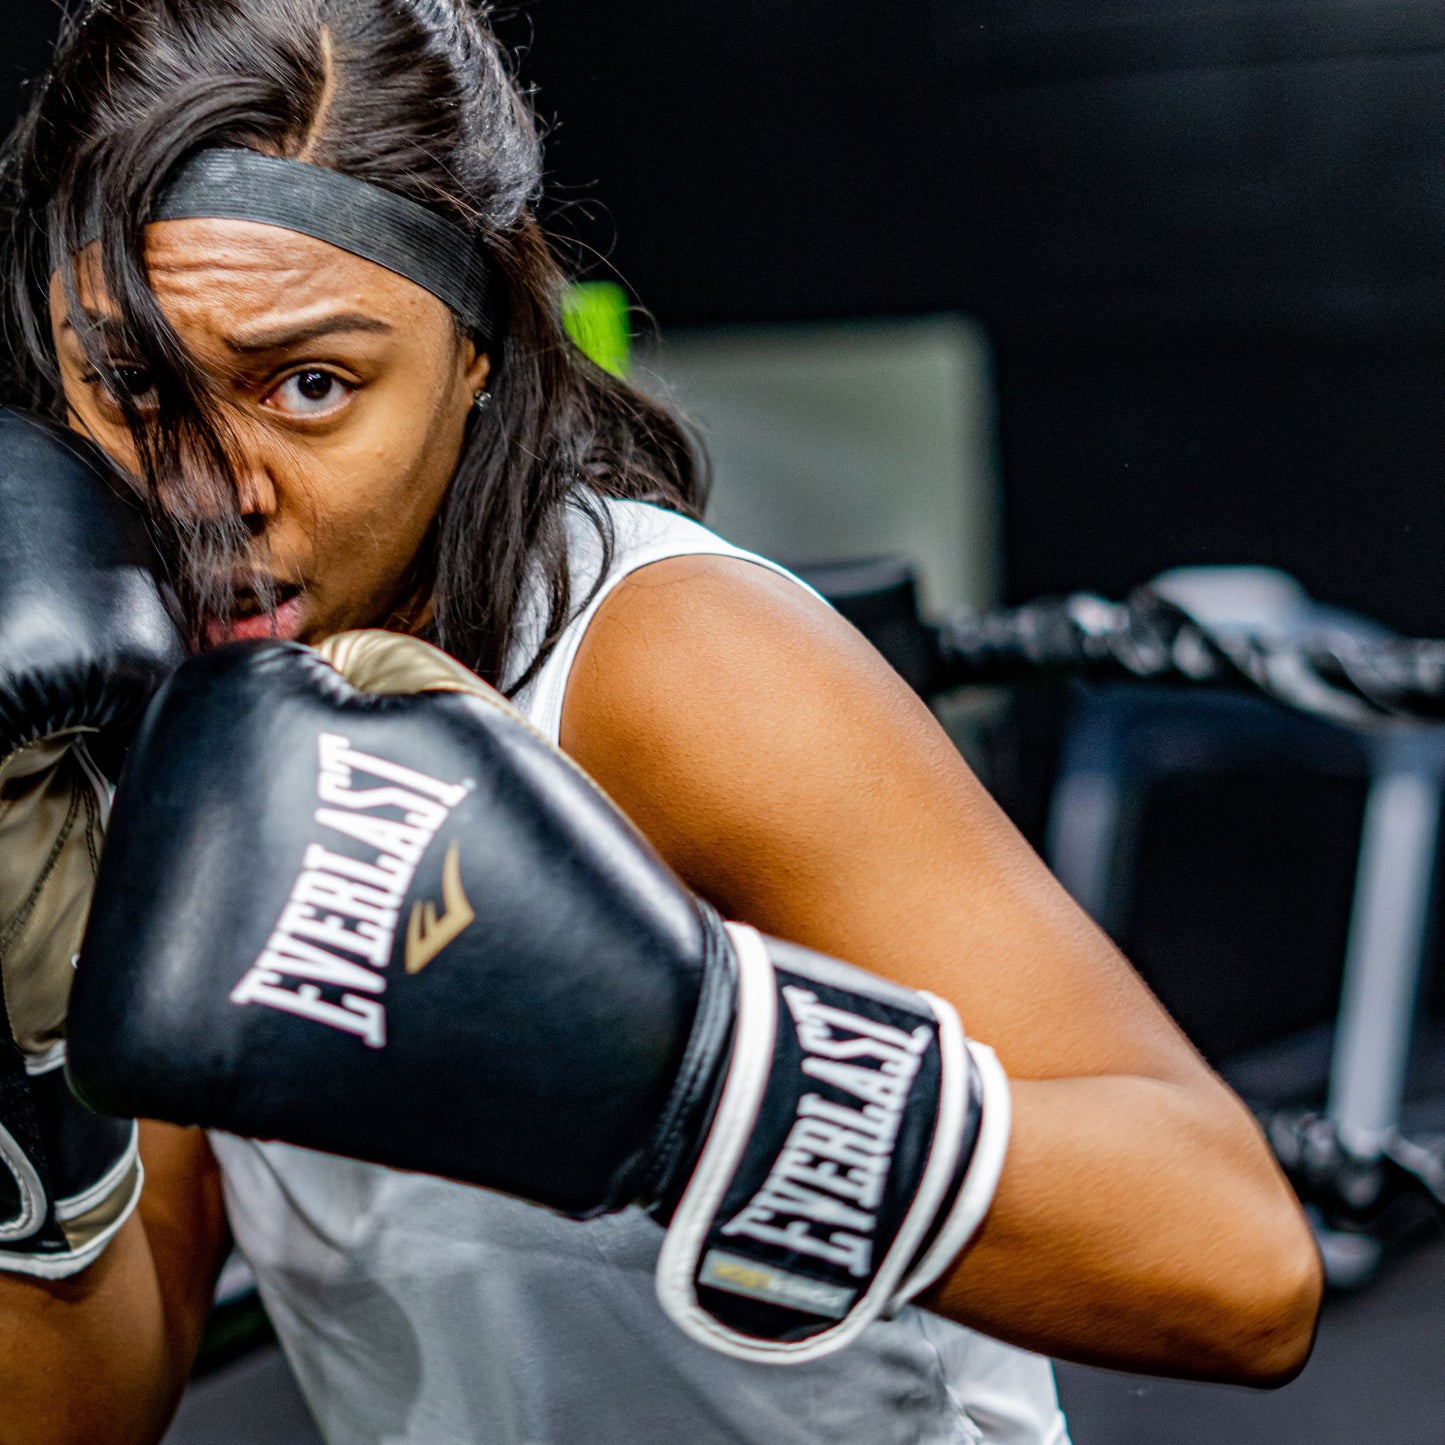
640;315;999;614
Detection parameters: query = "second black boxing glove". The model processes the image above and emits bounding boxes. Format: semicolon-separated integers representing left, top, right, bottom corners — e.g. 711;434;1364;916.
68;632;1008;1360
0;408;184;1277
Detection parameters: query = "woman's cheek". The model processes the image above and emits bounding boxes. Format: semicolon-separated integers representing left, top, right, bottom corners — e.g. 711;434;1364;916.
64;403;140;475
313;458;436;585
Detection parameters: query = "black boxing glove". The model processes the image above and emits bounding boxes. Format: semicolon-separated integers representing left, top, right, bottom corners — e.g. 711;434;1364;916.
0;409;184;1277
68;632;1009;1359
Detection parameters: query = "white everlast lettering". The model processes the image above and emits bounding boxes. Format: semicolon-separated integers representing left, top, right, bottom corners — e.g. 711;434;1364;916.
719;1213;874;1278
229;971;386;1047
314;809;432;867
275;899;393;969
797;1091;900;1145
318;732;469;807
721;985;935;1281
229;732;470;1048
302;844;410;894
734;1177;875;1236
801;1057;914;1112
291;872;400;930
256;935;385;993
774;1116;890;1208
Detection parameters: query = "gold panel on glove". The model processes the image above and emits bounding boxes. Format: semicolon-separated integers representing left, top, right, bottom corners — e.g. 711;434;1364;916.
315;630;609;779
316;631;512;706
0;733;108;1055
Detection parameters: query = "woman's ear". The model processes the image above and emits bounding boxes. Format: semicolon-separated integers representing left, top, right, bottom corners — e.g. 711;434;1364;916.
461;338;492;399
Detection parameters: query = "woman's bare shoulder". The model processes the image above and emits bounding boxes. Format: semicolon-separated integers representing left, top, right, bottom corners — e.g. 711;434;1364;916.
561;551;952;905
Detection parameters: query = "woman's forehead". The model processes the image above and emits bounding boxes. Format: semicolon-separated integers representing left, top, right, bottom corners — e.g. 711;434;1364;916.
63;217;441;338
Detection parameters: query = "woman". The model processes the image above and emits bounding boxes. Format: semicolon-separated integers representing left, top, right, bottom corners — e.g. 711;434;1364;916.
0;2;1321;1443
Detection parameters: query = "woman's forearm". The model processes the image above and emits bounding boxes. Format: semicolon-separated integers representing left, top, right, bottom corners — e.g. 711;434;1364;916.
0;1122;228;1445
931;1073;1322;1384
0;1214;180;1445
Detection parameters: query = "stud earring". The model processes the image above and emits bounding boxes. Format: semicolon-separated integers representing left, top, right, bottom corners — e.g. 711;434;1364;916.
473;389;493;412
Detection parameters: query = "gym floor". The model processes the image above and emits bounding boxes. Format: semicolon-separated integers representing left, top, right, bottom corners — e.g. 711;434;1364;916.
1057;1231;1445;1443
161;1231;1445;1444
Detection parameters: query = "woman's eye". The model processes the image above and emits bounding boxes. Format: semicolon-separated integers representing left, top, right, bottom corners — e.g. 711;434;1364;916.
267;369;351;417
82;363;157;407
111;365;155;399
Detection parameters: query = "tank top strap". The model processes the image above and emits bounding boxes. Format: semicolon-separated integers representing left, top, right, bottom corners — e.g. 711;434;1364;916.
510;498;823;746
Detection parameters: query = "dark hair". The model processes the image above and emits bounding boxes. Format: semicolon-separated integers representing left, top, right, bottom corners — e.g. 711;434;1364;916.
0;0;704;689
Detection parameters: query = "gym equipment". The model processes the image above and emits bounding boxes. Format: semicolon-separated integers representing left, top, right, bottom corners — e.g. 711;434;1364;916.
801;558;1445;1287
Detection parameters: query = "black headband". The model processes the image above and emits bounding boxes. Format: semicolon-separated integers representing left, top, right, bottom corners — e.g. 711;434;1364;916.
147;149;495;340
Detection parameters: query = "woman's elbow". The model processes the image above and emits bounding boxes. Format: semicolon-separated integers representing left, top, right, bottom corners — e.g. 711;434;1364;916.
1185;1134;1324;1389
1214;1213;1323;1387
1152;1087;1325;1387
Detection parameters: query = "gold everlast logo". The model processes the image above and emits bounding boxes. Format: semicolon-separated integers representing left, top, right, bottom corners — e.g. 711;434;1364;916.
405;840;475;974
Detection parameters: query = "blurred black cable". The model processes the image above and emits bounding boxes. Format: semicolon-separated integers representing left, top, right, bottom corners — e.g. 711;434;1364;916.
804;557;1445;729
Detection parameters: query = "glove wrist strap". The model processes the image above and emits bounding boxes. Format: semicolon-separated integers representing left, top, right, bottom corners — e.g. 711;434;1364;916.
0;1043;141;1279
890;1038;1011;1309
654;924;1010;1364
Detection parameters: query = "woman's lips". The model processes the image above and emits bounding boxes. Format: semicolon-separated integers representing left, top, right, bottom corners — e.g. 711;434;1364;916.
203;592;306;648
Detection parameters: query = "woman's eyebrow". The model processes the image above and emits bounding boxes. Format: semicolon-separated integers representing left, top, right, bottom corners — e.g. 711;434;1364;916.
60;310;394;354
224;313;394;355
60;310;126;344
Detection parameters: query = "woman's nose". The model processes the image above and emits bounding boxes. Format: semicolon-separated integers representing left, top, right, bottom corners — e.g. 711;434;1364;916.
236;463;278;536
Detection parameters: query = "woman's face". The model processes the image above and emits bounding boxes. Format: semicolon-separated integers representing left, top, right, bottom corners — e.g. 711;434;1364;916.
50;219;491;646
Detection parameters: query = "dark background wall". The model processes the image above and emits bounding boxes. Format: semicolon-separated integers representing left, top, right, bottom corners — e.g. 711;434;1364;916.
489;0;1445;631
1;7;63;150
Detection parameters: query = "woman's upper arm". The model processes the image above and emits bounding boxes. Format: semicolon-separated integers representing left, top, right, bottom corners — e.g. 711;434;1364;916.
561;553;1209;1089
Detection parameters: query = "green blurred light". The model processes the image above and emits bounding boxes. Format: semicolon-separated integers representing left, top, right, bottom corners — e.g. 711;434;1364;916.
563;281;632;379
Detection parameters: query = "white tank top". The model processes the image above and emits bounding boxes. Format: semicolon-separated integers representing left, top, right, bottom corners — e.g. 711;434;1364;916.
210;497;1070;1445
